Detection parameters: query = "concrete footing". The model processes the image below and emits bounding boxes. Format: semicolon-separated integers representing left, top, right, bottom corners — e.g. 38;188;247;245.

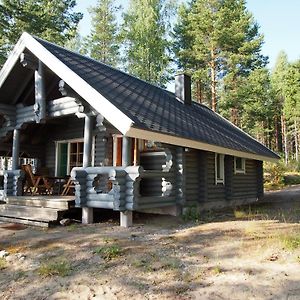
82;207;94;224
120;211;133;227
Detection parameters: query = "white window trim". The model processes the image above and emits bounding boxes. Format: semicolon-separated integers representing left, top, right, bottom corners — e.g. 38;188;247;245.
234;157;246;174
215;153;225;185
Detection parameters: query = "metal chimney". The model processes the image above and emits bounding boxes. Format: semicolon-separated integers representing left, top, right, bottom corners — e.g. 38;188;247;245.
175;74;191;105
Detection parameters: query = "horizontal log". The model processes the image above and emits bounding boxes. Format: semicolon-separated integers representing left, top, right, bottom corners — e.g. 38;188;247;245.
16;105;34;114
49;96;77;105
49;107;83;117
135;195;176;204
86;193;114;202
0;103;15;113
48;103;80;113
128;201;177;210
86;201;114;209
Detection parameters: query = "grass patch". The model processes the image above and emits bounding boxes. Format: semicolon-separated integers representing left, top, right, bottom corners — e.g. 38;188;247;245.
234;210;249;219
14;271;28;280
132;253;181;272
94;245;122;260
280;233;300;250
212;266;222;275
0;257;7;270
7;243;28;254
38;260;71;277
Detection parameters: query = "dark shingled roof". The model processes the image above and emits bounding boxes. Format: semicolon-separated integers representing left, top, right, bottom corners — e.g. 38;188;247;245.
35;37;279;160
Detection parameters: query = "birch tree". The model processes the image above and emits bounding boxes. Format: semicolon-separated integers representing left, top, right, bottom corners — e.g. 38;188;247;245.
121;0;174;87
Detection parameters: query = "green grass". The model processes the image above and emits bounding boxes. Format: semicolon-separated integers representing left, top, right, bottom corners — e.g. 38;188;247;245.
132;253;181;272
280;233;300;250
0;257;6;270
94;245;122;260
212;266;222;275
38;260;71;277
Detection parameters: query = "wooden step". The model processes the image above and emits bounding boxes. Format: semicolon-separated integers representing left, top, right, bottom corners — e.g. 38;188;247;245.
0;216;49;228
0;204;67;222
6;196;75;209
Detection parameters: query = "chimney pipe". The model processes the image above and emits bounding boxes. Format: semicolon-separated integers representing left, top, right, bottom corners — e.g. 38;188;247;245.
175;74;191;105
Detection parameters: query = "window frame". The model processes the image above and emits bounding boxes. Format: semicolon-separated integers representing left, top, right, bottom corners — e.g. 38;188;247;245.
55;137;95;176
215;153;225;185
234;157;246;174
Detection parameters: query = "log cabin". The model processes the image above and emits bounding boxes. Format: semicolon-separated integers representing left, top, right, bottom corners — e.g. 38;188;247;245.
0;33;279;226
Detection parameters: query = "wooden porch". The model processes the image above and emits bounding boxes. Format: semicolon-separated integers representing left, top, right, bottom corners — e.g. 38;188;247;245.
0;195;75;227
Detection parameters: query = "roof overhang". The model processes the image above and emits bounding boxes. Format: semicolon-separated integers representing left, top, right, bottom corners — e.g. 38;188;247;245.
126;127;279;162
0;33;279;163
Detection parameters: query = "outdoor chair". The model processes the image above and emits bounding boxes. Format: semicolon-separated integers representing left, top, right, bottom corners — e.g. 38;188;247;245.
21;164;53;195
61;177;76;196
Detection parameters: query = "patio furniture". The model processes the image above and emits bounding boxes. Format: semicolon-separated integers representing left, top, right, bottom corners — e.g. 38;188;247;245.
22;164;53;195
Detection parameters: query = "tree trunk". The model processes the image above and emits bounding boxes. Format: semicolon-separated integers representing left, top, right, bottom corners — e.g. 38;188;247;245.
210;48;217;112
295;119;299;162
196;80;202;103
282;115;288;165
275;115;283;152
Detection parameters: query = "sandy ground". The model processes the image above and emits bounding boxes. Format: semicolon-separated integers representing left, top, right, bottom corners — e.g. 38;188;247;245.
0;192;300;299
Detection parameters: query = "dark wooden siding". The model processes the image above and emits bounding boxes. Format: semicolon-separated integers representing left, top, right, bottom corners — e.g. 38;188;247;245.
182;149;263;211
231;159;261;201
183;149;207;206
207;152;226;203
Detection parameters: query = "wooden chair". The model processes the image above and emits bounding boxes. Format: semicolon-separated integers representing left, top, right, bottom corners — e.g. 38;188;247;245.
21;164;53;195
61;177;76;196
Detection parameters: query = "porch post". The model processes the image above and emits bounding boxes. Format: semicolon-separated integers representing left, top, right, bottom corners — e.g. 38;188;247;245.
120;136;133;227
82;114;94;224
34;60;46;123
83;115;93;168
122;136;131;166
12;129;20;170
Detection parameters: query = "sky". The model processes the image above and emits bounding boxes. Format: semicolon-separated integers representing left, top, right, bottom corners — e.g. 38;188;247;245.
76;0;300;69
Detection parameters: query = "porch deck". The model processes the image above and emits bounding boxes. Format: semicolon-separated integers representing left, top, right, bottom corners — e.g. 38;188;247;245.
0;195;75;227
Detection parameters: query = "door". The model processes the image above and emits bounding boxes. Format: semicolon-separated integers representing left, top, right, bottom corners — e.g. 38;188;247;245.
57;143;68;177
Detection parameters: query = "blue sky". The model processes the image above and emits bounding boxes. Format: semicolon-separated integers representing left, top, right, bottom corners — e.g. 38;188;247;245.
76;0;300;69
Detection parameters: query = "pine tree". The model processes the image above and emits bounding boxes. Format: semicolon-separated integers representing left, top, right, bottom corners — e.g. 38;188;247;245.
121;0;174;87
173;4;211;104
174;0;266;111
271;51;289;161
282;60;300;162
0;0;82;65
84;0;120;66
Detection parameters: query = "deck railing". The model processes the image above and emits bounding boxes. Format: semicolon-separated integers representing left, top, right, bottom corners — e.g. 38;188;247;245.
71;165;179;211
3;170;24;197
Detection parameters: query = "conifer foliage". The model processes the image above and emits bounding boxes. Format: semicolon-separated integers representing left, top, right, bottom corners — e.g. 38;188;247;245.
0;0;82;66
84;0;120;66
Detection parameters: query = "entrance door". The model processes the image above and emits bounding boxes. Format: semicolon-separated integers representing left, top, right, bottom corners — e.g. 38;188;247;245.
57;143;68;177
56;140;84;176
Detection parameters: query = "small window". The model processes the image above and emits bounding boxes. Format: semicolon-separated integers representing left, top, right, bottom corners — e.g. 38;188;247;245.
215;153;225;184
234;157;246;174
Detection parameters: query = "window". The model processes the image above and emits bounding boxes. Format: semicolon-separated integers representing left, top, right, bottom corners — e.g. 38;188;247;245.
215;153;225;184
56;139;85;176
234;157;246;174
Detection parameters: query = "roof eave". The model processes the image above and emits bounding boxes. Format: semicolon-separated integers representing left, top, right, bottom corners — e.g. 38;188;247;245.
125;127;280;162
